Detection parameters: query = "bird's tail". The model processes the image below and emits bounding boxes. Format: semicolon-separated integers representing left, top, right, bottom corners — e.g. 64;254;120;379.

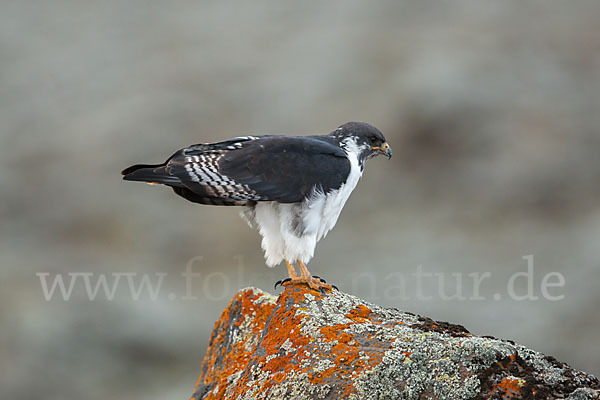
121;163;182;186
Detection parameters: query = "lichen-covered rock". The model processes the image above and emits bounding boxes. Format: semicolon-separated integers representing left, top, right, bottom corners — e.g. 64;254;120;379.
189;286;600;400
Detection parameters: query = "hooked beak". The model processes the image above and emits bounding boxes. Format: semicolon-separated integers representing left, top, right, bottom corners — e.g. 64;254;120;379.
372;142;392;159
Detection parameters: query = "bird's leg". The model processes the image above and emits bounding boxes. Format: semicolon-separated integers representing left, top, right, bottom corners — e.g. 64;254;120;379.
297;260;313;281
275;259;297;289
286;259;299;279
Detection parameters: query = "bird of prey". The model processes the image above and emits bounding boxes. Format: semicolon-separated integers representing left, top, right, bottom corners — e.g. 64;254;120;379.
122;122;391;291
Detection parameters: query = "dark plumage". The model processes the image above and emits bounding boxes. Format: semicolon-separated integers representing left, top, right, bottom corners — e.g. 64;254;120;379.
122;122;389;206
122;122;391;290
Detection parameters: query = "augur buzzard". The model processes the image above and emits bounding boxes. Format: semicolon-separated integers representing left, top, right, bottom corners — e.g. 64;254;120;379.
122;122;391;290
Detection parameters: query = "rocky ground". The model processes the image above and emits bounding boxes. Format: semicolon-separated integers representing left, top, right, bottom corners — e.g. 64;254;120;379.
191;286;600;400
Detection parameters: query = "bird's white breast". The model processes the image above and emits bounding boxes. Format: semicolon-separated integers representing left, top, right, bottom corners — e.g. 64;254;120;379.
308;149;362;241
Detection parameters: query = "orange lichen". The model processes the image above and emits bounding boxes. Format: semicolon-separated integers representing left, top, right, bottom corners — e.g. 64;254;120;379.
346;304;372;323
490;377;524;397
192;286;401;399
319;323;352;341
309;305;391;396
191;289;278;399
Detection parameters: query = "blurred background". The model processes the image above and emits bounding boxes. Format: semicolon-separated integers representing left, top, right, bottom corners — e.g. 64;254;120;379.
2;1;600;398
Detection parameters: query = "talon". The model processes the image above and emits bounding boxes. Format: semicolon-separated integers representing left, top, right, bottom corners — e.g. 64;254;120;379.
332;285;339;291
274;278;291;289
312;275;326;283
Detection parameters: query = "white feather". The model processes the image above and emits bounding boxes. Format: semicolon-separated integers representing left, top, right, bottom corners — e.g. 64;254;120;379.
253;202;285;267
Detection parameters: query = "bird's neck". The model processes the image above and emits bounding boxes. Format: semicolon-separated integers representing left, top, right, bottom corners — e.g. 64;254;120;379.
339;137;368;170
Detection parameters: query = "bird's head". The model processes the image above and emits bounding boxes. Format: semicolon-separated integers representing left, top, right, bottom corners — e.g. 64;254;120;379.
333;122;392;166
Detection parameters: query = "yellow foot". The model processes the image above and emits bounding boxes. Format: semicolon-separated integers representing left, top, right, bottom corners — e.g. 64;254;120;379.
282;276;333;292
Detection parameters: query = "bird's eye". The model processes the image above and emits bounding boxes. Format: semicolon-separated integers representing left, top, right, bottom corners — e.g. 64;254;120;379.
369;136;377;144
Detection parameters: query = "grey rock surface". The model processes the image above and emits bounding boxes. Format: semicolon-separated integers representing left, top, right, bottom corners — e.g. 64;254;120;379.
191;286;600;399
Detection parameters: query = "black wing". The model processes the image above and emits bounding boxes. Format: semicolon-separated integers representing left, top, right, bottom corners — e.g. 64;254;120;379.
122;135;351;206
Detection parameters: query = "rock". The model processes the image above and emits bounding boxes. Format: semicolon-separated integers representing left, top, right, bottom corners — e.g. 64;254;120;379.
189;286;600;400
